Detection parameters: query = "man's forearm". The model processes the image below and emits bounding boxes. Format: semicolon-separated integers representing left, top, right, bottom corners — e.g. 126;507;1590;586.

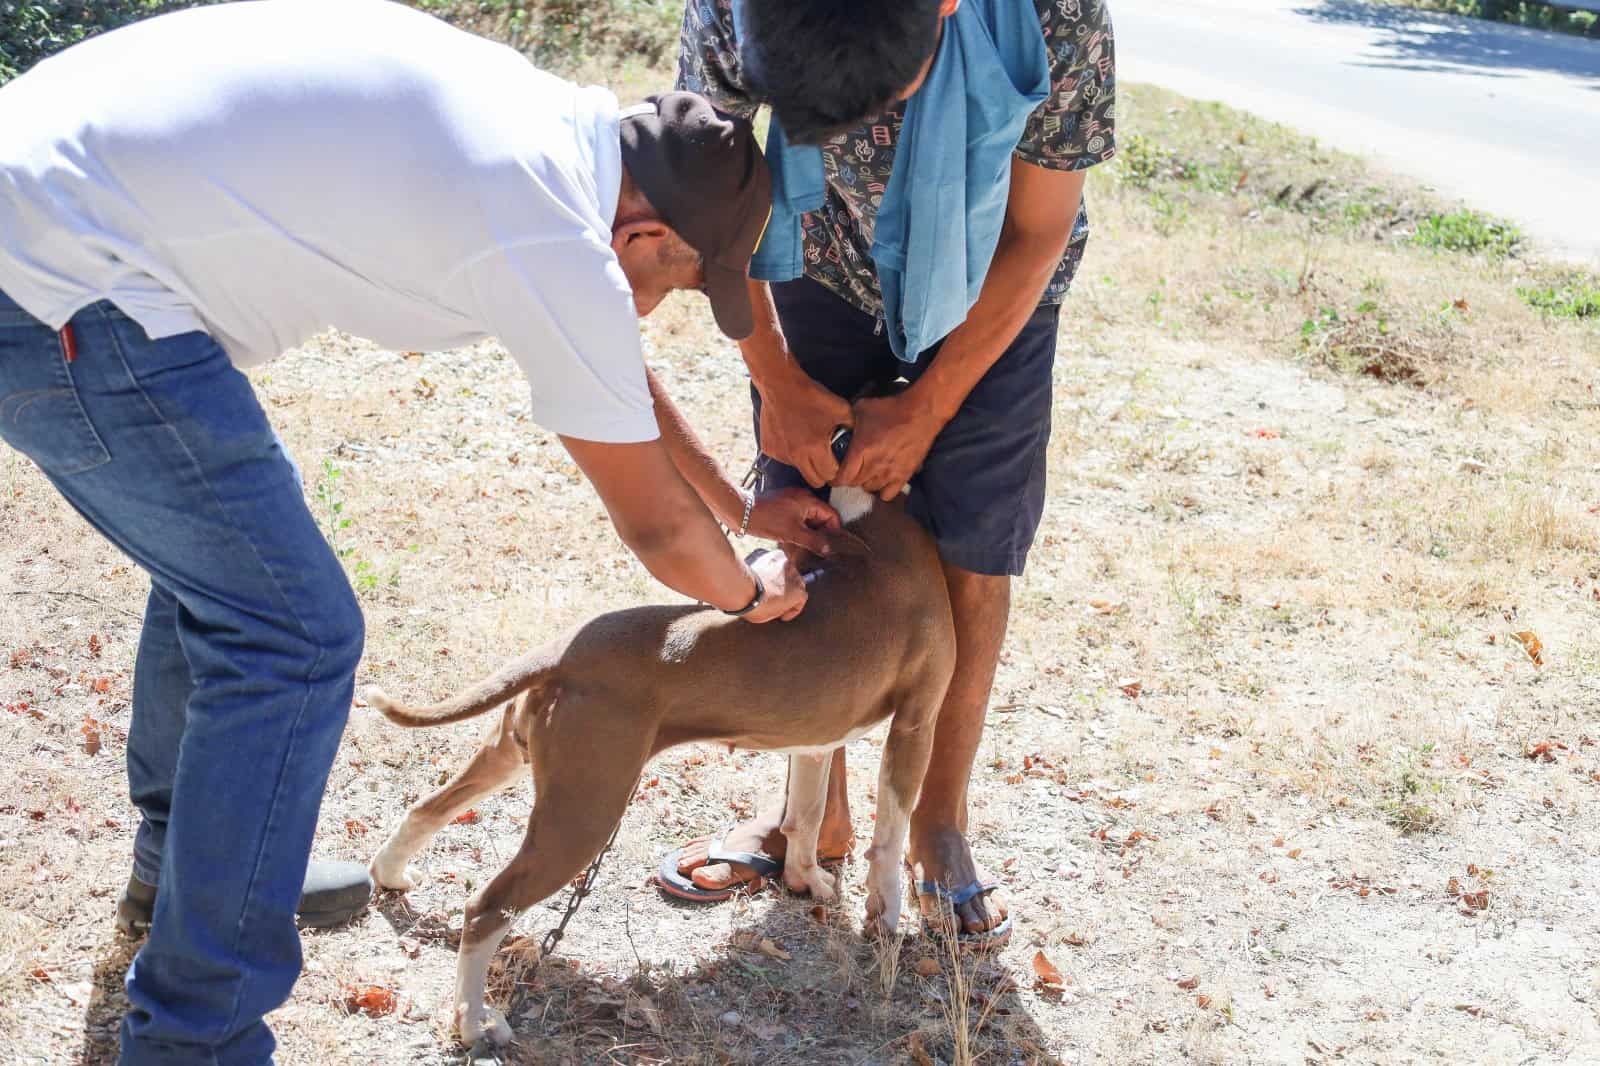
738;276;806;393
909;227;1070;422
907;164;1086;422
646;368;744;526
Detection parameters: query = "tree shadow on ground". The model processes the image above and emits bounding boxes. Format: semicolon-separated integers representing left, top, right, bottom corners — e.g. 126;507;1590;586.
1294;0;1600;82
378;884;1068;1065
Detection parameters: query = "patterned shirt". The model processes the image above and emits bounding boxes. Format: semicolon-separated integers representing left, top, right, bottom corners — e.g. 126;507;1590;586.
677;0;1116;319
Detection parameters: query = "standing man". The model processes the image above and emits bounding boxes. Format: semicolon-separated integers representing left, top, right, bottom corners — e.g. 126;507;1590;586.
0;1;833;1061
659;0;1116;946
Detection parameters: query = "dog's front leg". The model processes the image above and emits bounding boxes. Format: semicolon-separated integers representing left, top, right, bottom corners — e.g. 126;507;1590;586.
864;710;937;937
780;752;837;900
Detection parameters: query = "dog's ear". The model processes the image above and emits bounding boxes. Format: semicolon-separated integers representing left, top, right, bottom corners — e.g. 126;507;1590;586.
819;526;872;558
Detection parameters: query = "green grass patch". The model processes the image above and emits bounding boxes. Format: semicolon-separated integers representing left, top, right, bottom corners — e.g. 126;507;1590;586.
1381;0;1598;37
1410;209;1523;257
1518;274;1600;319
0;0;679;86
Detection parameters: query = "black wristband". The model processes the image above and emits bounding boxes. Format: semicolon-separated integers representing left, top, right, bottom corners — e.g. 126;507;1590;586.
722;570;765;617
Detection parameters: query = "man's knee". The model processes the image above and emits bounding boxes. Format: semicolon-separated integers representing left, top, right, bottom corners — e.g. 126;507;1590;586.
316;585;365;681
941;565;1011;614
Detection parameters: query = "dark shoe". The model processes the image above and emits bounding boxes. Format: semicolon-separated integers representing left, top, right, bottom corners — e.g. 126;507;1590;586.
114;876;157;938
115;859;373;937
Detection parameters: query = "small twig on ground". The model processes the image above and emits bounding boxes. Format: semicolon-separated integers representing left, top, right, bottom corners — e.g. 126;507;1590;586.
5;587;142;620
623;899;643;972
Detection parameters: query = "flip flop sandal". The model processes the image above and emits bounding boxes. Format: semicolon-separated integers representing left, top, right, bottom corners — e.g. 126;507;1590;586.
655;831;851;903
911;877;1014;950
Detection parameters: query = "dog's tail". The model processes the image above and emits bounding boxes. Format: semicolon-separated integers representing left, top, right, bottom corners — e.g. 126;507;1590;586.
363;649;560;728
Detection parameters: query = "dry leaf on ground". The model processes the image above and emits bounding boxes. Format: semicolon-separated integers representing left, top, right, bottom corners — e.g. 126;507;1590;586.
340;984;397;1017
80;716;101;756
1511;630;1544;666
1033;950;1066;995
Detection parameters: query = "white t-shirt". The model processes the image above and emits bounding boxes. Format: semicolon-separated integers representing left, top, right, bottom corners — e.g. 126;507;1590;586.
0;0;657;443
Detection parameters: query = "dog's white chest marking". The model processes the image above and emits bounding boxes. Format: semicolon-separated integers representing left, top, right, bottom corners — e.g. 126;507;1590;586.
830;485;875;525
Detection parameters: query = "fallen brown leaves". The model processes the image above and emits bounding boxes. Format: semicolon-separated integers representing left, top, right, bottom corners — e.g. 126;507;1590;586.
729;931;791;962
1328;873;1398;898
340;984;398;1017
1511;630;1543;667
1032;950;1066;997
80;715;102;756
1446;869;1491;915
1524;740;1568;763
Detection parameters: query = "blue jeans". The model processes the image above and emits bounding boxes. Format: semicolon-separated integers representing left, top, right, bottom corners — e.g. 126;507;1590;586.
0;291;363;1065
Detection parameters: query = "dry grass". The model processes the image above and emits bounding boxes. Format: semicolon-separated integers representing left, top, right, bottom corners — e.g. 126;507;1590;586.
4;78;1600;1065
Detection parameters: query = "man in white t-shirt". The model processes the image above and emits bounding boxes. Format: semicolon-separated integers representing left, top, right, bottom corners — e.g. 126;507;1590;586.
0;2;835;1062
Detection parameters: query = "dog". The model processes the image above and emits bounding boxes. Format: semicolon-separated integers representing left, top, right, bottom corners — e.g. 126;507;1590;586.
364;485;956;1046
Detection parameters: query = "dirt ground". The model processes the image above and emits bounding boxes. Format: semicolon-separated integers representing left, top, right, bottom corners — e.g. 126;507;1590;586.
2;82;1598;1065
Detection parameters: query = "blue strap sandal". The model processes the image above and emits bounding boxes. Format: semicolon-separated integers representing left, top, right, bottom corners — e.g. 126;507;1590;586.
911;876;1013;950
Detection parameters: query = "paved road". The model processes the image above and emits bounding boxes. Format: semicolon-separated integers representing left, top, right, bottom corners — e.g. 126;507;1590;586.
1112;0;1600;264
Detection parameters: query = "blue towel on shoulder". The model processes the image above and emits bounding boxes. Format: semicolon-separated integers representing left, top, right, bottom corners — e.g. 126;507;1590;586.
746;0;1049;362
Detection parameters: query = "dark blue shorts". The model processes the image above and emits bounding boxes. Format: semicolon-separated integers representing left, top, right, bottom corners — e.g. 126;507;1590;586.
755;277;1060;577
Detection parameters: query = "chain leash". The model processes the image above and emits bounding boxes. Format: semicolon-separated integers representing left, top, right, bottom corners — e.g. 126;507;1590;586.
538;816;623;959
539;448;775;959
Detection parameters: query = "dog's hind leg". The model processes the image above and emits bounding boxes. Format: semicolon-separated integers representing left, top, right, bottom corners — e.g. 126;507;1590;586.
370;708;524;892
780;752;838;900
454;727;644;1046
863;702;940;937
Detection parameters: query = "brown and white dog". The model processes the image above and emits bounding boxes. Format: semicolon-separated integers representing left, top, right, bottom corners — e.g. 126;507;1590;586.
364;486;955;1046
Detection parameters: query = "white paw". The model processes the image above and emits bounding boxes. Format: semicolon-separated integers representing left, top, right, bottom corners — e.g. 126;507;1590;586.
783;863;837;900
865;892;903;938
370;854;418;892
864;866;902;935
457;1004;512;1046
803;867;838;901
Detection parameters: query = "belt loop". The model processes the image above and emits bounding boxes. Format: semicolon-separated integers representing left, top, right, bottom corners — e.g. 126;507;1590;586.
59;324;78;364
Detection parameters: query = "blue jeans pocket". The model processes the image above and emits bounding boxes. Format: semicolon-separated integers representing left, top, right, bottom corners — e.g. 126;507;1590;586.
0;345;112;476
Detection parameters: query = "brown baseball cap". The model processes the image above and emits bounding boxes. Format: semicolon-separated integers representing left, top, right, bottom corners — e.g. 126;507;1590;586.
619;92;771;340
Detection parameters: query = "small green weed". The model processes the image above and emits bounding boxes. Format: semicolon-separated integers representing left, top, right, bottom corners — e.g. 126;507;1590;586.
1518;275;1600;320
1115;133;1243;195
314;459;389;596
1300;299;1424;384
1380;745;1444;834
1410;209;1522;257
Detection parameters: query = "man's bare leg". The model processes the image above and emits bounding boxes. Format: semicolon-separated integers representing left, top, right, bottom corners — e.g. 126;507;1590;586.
905;562;1011;934
678;748;855;891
